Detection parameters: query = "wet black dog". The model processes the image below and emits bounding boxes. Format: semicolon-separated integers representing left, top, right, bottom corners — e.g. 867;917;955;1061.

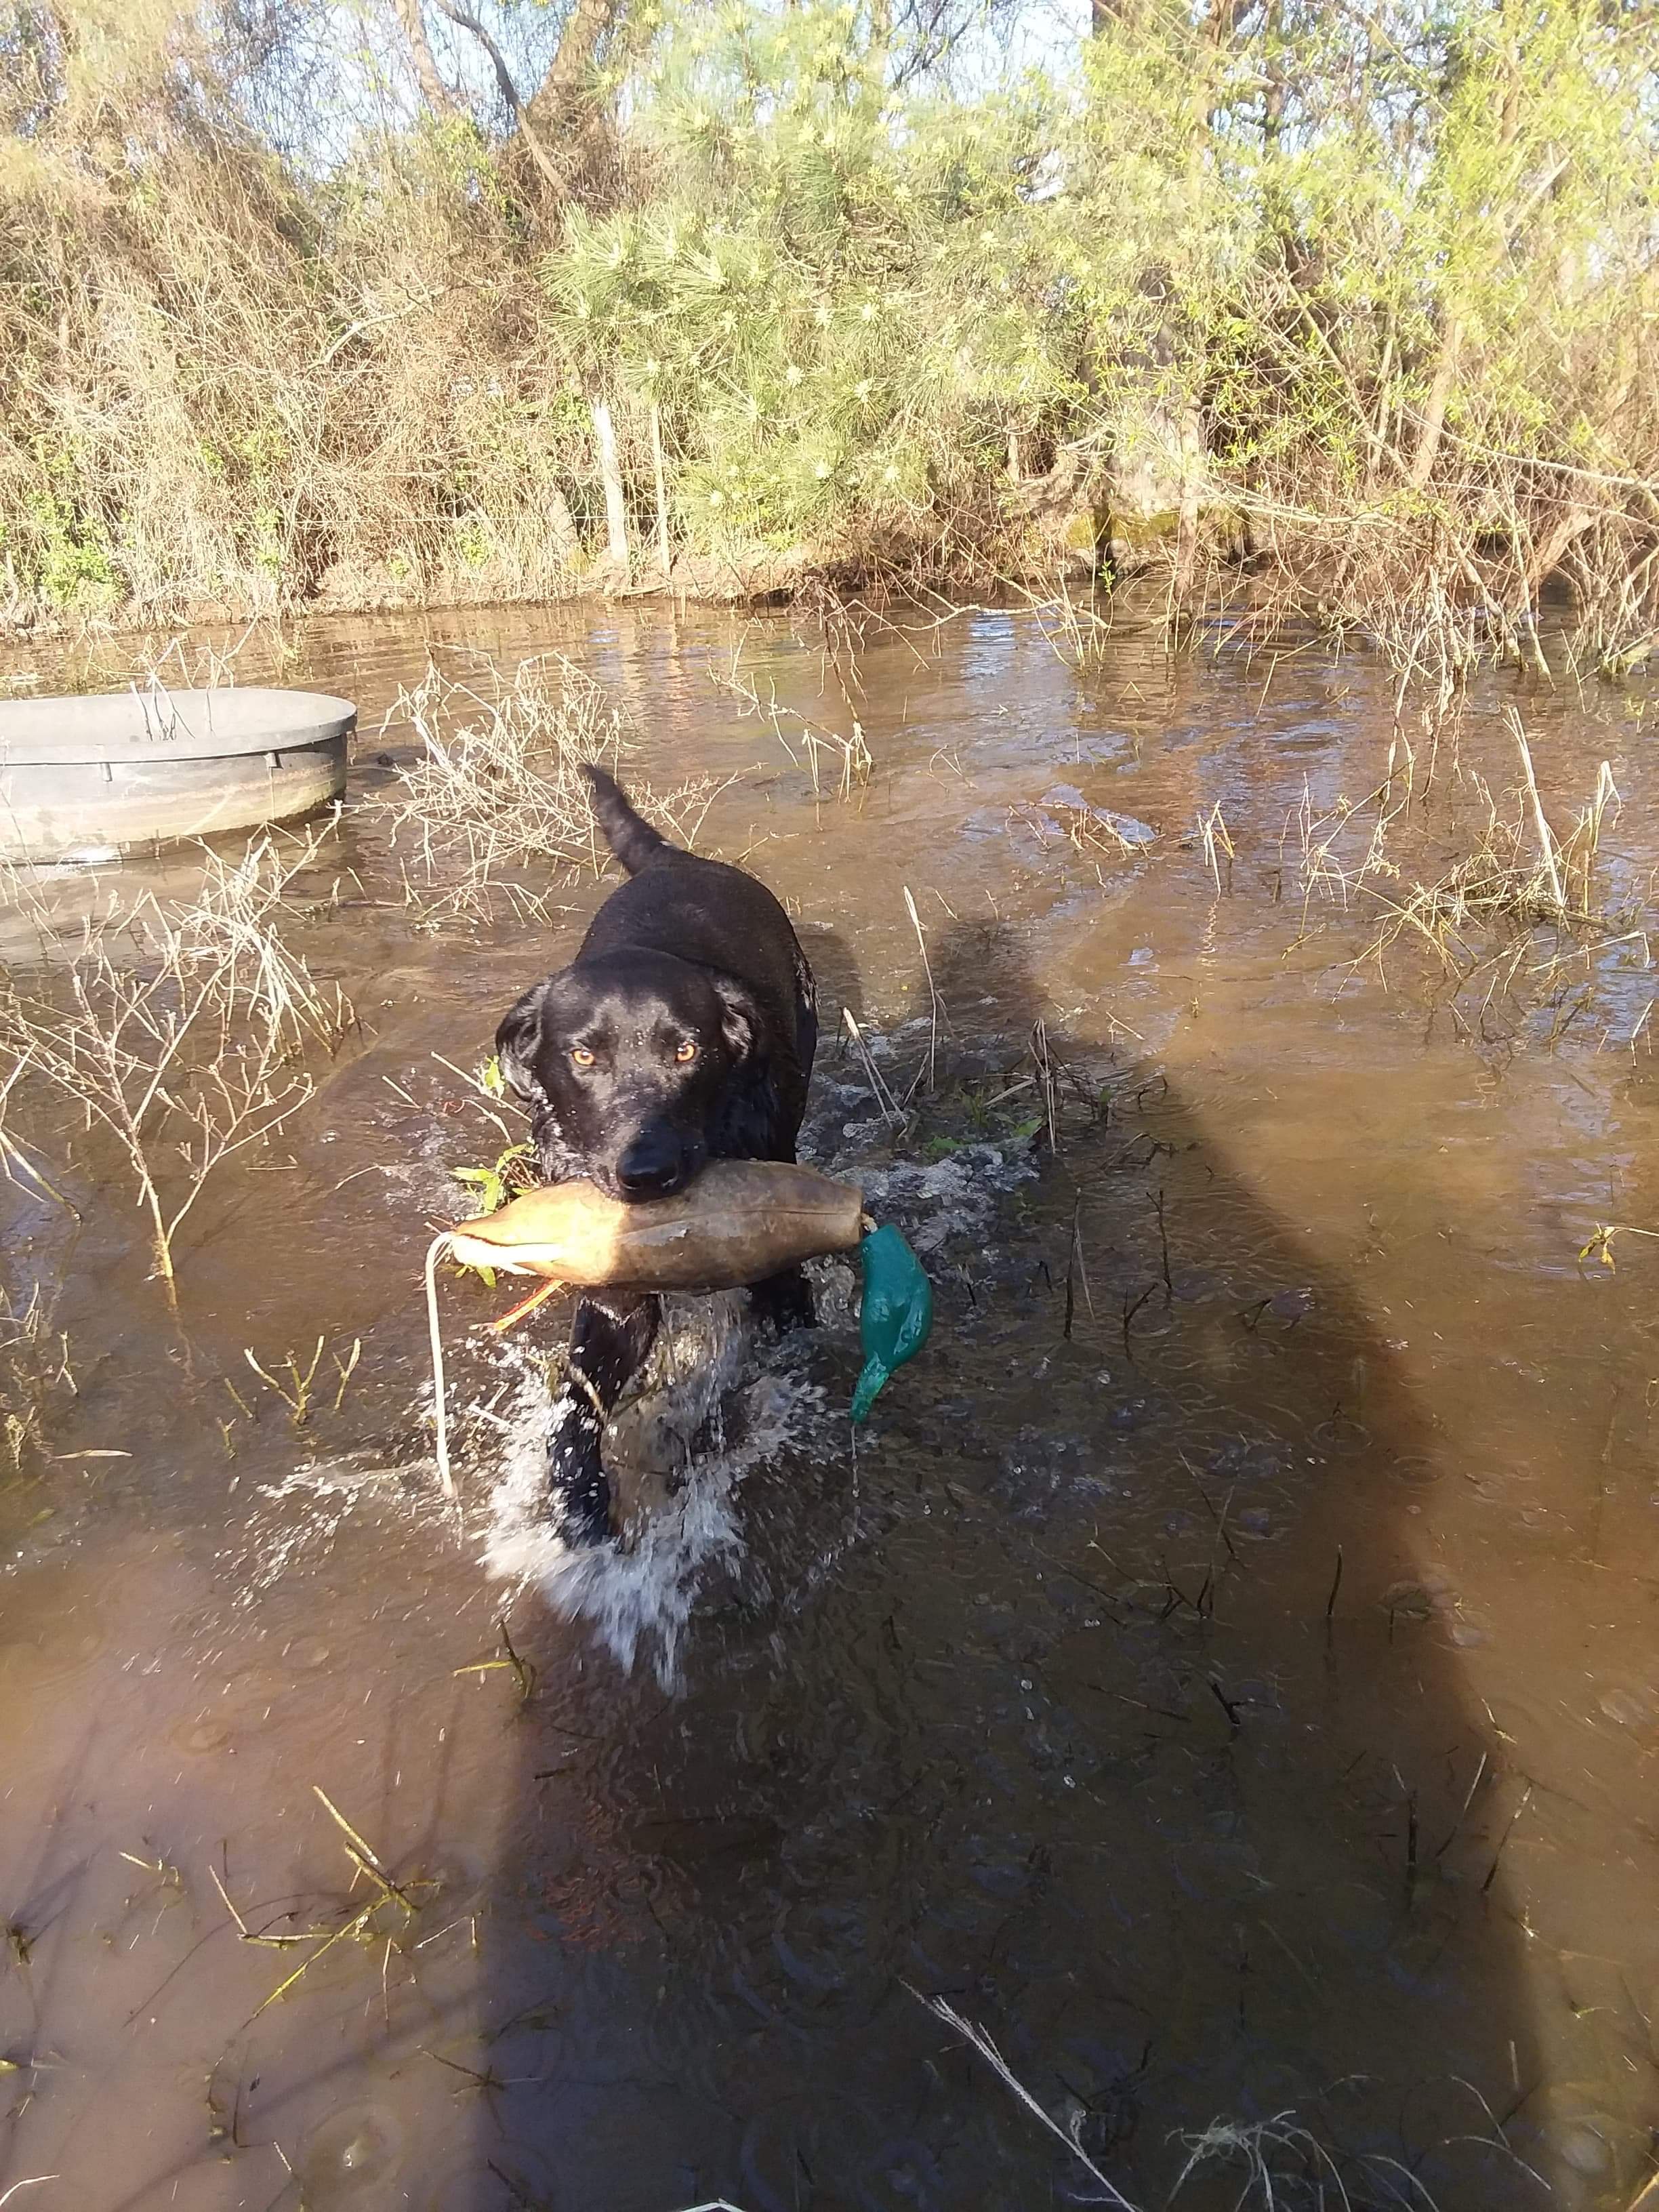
495;764;818;1544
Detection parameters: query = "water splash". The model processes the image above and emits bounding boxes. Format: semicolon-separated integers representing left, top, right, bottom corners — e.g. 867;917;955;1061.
481;1297;829;1686
472;1121;1036;1682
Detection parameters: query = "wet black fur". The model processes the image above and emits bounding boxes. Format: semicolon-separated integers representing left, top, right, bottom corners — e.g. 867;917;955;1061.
494;764;817;1544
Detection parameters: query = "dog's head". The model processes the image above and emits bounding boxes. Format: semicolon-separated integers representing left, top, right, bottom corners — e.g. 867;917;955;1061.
495;951;769;1200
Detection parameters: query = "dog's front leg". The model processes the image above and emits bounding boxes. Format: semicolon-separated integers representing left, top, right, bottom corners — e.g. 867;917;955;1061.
548;1289;660;1544
747;1263;815;1337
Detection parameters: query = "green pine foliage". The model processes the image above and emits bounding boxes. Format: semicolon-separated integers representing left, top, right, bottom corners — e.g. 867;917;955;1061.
1;0;1656;669
549;7;1084;551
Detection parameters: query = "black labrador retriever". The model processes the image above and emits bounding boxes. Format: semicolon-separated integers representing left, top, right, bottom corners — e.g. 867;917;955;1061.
495;764;818;1544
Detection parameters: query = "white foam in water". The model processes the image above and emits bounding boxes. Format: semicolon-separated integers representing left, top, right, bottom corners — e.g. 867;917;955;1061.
480;1298;830;1685
466;1122;1036;1683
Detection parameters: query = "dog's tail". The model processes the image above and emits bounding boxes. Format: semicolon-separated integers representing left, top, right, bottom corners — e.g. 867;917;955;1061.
582;762;672;876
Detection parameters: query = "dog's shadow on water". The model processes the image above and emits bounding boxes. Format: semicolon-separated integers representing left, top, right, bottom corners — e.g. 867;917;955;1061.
461;916;1565;2211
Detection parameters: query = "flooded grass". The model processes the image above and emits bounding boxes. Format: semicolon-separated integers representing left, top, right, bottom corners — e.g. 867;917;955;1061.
0;1287;73;1483
1357;722;1628;960
208;1783;442;2026
1281;703;1652;1047
708;639;874;801
367;651;731;928
0;825;355;1298
369;654;632;926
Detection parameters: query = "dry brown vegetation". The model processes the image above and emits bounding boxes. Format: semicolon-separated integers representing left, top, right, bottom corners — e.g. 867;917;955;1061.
1;1;1654;697
0;6;600;629
1284;708;1647;1038
707;640;872;801
365;653;714;924
369;655;631;923
0;1282;74;1477
0;828;356;1296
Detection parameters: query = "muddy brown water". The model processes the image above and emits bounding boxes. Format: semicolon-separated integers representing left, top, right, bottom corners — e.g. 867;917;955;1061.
2;598;1658;2211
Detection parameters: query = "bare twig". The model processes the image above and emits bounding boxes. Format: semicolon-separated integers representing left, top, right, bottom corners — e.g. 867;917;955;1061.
908;1985;1139;2211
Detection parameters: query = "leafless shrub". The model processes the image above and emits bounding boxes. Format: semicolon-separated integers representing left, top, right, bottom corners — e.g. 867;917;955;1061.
369;655;717;921
0;830;355;1300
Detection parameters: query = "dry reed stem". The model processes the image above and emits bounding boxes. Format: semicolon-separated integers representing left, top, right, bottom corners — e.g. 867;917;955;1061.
840;1007;905;1128
903;887;942;1097
909;1985;1139;2211
1198;802;1235;895
1507;708;1564;911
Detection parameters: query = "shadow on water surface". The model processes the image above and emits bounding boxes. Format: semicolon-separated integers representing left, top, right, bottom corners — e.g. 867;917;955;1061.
447;920;1564;2211
4;600;1658;2212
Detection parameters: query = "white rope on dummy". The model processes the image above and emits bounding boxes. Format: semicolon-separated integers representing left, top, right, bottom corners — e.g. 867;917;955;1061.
426;1234;590;1507
424;1232;457;1500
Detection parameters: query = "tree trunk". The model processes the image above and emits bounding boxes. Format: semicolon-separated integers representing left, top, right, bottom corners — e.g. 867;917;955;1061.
1170;401;1206;623
649;402;671;578
1408;316;1462;490
592;396;628;570
389;0;457;113
431;0;565;196
522;0;622;142
1520;504;1597;665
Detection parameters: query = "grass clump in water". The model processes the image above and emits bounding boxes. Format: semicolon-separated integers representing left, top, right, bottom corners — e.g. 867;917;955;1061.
0;1284;74;1484
369;655;629;925
0;827;355;1300
1288;710;1645;1030
209;1784;441;2026
368;653;716;924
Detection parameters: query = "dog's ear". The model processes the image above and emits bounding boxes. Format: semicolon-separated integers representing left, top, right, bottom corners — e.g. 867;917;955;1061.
495;983;548;1103
712;974;769;1065
712;975;784;1155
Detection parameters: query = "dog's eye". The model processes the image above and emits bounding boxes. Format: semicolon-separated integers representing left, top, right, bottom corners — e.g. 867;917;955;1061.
571;1046;596;1069
675;1040;698;1064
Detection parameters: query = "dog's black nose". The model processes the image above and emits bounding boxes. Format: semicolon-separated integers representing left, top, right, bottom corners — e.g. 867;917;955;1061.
613;1128;687;1200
